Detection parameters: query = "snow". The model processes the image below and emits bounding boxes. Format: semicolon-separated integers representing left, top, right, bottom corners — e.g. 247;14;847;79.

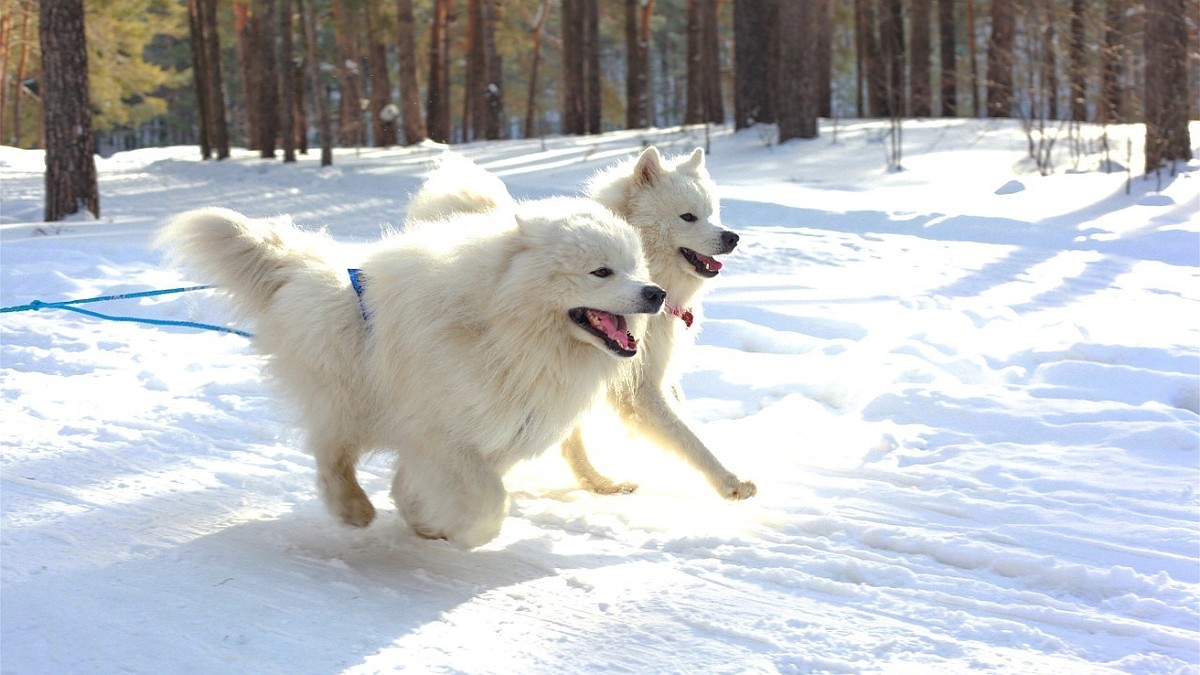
2;119;1198;674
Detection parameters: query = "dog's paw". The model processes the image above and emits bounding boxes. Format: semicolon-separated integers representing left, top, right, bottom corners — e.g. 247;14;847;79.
720;478;757;501
583;477;639;495
338;496;377;528
412;525;448;541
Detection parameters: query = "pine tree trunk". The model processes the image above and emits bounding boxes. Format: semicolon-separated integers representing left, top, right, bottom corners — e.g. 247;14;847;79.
859;0;887;117
234;1;261;150
584;0;601;133
187;0;214;158
937;0;956;116
562;0;585;134
426;0;452;142
39;0;98;221
293;60;308;153
909;0;932;117
817;0;832;118
879;0;904;117
626;0;655;129
524;0;551;138
966;0;981;117
1099;0;1124;124
301;0;332;165
257;0;279;158
1068;0;1087;121
466;0;504;140
1042;7;1059;120
365;7;396;147
332;0;363;147
1144;0;1193;172
201;0;230;158
279;0;296;161
396;0;426;145
462;0;477;141
986;0;1014;117
778;0;818;142
687;0;722;124
734;0;770;128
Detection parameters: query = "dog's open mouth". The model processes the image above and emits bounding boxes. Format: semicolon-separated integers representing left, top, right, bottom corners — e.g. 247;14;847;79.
680;247;723;278
570;308;638;357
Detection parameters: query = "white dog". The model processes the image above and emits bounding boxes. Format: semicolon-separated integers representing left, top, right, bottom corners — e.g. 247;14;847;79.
407;148;756;500
159;201;663;548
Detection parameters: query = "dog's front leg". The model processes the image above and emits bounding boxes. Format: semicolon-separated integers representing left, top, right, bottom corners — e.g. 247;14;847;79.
561;426;638;494
390;442;509;549
626;389;757;500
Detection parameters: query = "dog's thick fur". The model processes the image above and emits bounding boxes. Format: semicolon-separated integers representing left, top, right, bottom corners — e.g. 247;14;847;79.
407;149;756;500
160;201;662;548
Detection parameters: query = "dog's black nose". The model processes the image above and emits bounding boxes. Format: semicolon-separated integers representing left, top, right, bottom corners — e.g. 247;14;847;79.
720;230;740;253
642;285;665;309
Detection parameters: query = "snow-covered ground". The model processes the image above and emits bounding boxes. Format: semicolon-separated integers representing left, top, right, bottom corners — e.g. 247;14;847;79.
2;119;1198;674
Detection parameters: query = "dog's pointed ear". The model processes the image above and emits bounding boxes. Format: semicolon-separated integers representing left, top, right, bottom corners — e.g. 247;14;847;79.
633;146;664;187
681;147;705;173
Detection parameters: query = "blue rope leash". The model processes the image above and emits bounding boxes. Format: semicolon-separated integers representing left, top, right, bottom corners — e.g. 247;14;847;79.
1;285;253;338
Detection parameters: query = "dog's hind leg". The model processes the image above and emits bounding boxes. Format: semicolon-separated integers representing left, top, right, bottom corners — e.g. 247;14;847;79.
312;438;376;528
561;426;638;495
622;390;757;501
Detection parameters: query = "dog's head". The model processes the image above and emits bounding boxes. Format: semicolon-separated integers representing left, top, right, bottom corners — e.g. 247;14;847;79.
508;198;663;359
600;147;739;287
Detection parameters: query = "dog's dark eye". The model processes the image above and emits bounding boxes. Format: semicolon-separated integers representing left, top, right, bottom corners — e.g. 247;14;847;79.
591;267;613;278
680;213;698;223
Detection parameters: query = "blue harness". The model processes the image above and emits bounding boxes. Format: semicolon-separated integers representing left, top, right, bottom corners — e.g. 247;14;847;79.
347;268;370;323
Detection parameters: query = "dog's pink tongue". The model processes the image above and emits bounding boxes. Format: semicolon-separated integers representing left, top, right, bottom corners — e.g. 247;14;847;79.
591;311;634;350
695;251;723;272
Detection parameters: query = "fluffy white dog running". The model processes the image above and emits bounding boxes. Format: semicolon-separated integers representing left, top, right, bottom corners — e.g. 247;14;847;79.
407;148;756;500
159;200;663;549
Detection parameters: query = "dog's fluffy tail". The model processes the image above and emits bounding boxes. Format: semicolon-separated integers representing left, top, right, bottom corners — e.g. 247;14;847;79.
406;154;515;225
158;207;331;319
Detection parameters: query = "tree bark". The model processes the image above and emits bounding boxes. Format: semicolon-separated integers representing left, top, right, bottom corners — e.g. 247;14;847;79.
187;0;213;158
626;0;655;129
735;0;771;128
562;0;584;134
937;0;956;116
817;0;832;118
466;0;504;140
256;0;279;158
365;6;396;147
878;0;904;118
909;0;932;117
1144;0;1192;172
1099;0;1124;124
332;0;363;147
201;0;230;157
234;1;261;149
279;0;296;161
986;0;1014;117
686;0;722;124
524;0;551;138
396;0;426;145
1068;0;1087;121
778;0;818;142
300;0;332;165
426;0;452;142
584;0;601;133
562;0;599;134
39;0;99;221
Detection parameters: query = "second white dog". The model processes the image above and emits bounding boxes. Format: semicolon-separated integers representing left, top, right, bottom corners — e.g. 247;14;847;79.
407;148;756;501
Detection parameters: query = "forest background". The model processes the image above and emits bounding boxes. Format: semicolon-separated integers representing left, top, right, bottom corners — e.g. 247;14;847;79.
1;1;1196;173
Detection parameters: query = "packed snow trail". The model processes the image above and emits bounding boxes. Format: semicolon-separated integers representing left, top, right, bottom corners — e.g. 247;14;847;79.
2;121;1197;673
